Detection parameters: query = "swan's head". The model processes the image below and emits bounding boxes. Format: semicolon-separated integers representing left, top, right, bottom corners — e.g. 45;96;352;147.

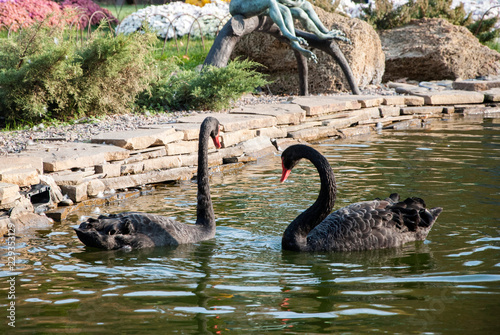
74;216;155;250
203;117;221;149
280;144;308;182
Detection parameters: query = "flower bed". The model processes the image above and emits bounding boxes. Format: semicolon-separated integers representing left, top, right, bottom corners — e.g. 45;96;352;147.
115;0;230;39
0;0;118;31
0;0;74;31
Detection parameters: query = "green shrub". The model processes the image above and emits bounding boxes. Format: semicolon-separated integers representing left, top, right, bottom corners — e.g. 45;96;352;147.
74;29;157;116
0;22;81;124
137;59;270;112
362;0;471;30
362;0;498;44
468;18;499;44
138;60;268;111
0;23;158;126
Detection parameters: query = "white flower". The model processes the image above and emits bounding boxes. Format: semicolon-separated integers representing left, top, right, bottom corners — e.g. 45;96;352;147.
116;0;230;39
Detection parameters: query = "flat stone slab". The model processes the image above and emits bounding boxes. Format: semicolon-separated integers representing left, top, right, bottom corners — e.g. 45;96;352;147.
0;156;43;174
144;123;202;141
411;90;485;105
401;106;444;115
333;95;385;108
288;125;340;141
0;168;39;187
292;96;362;116
483;88;500;102
101;167;195;191
404;96;425;106
229;103;305;125
176;113;277;132
379;106;401;117
0;183;20;201
339;125;372;138
453;80;500;91
220;129;256;148
170;123;202;141
18;142;129;172
382;95;406;106
91;128;182;150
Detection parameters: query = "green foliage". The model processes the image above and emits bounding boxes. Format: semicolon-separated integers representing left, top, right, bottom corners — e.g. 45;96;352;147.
468;18;499;44
137;59;270;112
362;0;499;44
0;22;81;123
0;19;270;127
363;0;472;30
0;23;157;126
74;29;157;116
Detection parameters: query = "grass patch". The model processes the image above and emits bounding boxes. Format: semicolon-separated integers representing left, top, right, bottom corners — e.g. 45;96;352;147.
99;3;148;22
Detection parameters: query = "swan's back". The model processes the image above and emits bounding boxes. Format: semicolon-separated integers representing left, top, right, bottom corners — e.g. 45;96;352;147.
75;212;215;250
306;194;443;252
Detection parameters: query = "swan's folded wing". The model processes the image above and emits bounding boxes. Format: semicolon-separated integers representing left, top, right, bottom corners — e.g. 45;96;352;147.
306;200;407;252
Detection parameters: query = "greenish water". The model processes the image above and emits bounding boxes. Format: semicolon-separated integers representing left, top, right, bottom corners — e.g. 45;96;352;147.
2;116;499;334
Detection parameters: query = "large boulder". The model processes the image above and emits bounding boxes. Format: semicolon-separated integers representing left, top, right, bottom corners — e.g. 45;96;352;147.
231;7;385;95
379;18;500;82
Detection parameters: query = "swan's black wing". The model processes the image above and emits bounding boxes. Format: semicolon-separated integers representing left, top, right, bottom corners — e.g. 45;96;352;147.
306;194;442;252
74;212;212;250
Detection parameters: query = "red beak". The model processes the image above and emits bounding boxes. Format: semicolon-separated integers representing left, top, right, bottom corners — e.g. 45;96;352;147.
213;128;221;149
280;160;291;183
213;136;221;149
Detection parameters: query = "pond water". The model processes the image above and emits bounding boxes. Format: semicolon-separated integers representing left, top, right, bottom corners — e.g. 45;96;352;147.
2;116;499;334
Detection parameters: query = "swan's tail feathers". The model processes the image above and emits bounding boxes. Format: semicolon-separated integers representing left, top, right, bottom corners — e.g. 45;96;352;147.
387;193;400;203
389;197;442;234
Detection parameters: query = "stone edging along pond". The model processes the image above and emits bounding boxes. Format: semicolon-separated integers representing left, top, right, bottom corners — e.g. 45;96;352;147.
1;80;500;236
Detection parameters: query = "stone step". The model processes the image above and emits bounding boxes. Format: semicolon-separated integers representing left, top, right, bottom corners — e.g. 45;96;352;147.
229;103;305;125
0;168;39;187
18;142;129;172
0;183;20;202
256;126;287;139
165;140;218;156
0;156;43;174
283;121;322;133
292;96;362;116
177;112;277;132
483;88;500;102
339;125;372;138
411;90;485;105
90;127;182;150
379;106;401;117
382;95;406;106
401;106;445;115
101;167;195;191
288;125;340;141
220;129;256;148
453;80;500;91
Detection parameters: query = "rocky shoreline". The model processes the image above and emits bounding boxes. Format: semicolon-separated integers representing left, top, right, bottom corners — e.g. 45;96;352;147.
0;87;393;156
1;79;500;237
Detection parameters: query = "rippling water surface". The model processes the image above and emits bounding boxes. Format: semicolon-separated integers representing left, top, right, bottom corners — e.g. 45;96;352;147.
2;116;499;334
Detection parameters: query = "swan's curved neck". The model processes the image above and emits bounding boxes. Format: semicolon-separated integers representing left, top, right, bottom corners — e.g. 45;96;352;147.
195;121;215;231
282;148;336;251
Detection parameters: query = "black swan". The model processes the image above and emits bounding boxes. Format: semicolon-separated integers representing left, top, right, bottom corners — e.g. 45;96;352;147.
280;144;442;252
74;117;222;250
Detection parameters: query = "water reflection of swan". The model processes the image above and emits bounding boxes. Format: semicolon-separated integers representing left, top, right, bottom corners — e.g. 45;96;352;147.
74;117;222;250
280;144;443;252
